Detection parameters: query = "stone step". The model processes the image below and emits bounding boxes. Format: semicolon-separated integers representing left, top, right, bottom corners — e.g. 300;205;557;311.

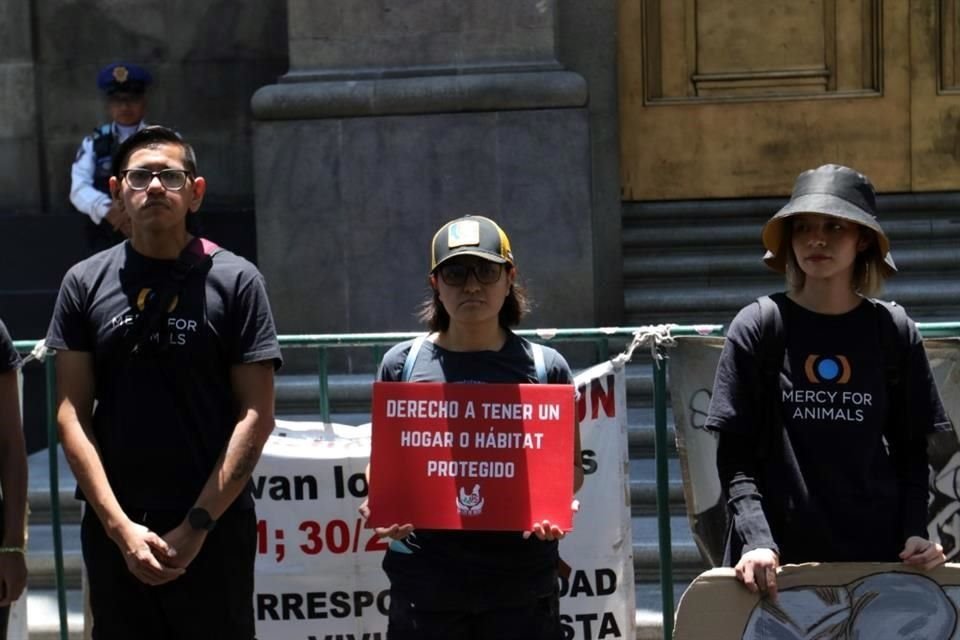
631;516;707;581
629;458;685;515
622;196;960;325
621;193;960;249
635;580;690;640
28;449;82;524
25;589;84;640
27;523;82;590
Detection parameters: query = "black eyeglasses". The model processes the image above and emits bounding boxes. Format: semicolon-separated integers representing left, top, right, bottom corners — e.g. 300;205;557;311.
437;262;504;286
120;169;191;191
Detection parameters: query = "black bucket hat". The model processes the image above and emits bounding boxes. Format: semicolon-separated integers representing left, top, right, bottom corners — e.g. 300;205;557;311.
761;164;896;276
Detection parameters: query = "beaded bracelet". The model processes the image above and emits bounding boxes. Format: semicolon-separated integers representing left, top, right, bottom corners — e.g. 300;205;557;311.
0;547;24;555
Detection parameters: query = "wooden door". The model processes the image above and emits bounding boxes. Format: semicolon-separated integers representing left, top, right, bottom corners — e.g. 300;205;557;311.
619;1;960;200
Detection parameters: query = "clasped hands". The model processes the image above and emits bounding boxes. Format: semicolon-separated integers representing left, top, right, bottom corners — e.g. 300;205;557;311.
117;520;208;586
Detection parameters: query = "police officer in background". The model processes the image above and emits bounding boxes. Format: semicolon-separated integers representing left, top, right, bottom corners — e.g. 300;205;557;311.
70;62;151;253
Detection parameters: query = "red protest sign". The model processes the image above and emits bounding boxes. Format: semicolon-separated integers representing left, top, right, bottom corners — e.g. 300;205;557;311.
368;382;575;531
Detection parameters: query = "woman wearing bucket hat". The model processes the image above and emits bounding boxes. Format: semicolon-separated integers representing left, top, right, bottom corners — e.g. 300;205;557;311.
360;214;583;640
705;164;951;600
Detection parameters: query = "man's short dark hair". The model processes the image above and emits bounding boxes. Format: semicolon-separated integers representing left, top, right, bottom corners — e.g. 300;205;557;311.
112;125;198;177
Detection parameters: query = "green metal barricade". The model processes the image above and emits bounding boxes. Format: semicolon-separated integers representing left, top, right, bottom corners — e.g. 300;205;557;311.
17;320;960;640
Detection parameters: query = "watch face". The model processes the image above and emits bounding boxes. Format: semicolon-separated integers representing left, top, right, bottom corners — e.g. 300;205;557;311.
189;508;215;531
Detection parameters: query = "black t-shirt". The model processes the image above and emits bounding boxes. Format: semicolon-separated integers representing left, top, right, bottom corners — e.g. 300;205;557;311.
707;295;951;563
377;332;574;609
0;320;20;373
46;241;282;512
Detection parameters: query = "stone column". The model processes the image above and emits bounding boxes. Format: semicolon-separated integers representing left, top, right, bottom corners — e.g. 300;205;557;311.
253;0;593;335
0;0;42;213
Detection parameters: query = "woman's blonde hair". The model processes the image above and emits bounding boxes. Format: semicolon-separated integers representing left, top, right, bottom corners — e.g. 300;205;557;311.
782;222;887;297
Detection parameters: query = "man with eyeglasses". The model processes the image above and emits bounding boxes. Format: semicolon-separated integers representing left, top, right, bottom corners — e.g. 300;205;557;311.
70;62;152;254
48;125;282;639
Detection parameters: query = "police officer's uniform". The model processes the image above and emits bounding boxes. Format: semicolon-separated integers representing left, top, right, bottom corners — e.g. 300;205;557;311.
70;63;151;252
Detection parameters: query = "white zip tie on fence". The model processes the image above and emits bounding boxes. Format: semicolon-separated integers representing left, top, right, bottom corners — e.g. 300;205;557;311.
21;340;52;366
611;324;677;369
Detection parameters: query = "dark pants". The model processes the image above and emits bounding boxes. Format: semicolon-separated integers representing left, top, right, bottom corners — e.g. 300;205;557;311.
82;506;256;640
387;591;562;640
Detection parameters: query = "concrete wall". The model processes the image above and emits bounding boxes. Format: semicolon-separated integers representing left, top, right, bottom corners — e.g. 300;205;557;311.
557;0;623;324
254;109;593;335
253;0;598;336
285;0;560;78
0;0;42;213
19;0;288;214
1;0;625;332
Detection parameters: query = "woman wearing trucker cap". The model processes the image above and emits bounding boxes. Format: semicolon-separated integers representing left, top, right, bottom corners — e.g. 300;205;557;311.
364;214;583;639
705;164;950;600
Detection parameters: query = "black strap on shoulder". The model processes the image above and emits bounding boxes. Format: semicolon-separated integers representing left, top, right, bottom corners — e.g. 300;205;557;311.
126;237;222;356
873;299;911;388
873;299;912;443
755;294;787;458
757;295;785;380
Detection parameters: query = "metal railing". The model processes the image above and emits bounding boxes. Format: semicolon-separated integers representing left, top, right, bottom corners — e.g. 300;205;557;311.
16;320;960;640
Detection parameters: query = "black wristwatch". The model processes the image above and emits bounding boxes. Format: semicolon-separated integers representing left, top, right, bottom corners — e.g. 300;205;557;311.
188;507;217;532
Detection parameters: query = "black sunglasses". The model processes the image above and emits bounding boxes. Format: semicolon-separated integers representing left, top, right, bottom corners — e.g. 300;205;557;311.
437;262;504;286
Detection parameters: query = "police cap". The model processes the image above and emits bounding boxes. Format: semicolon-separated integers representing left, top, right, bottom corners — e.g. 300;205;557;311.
96;63;152;96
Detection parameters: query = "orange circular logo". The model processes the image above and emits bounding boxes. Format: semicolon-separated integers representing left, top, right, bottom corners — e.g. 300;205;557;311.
136;288;178;313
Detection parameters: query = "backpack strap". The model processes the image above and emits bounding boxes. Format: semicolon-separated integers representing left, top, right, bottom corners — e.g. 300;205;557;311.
757;295;785;372
531;342;547;384
873;299;911;388
873;299;912;443
126;237;222;355
755;295;787;458
401;335;427;382
722;295;786;564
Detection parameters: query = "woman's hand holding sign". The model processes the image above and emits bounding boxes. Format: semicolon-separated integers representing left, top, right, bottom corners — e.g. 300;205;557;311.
358;498;414;541
524;499;580;541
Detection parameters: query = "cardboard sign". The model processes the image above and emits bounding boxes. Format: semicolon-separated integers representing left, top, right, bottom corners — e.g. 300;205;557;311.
675;563;960;640
669;337;960;566
367;381;575;531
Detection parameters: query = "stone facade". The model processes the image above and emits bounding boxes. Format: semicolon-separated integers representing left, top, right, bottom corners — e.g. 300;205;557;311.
253;0;616;334
0;0;623;333
0;0;288;216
